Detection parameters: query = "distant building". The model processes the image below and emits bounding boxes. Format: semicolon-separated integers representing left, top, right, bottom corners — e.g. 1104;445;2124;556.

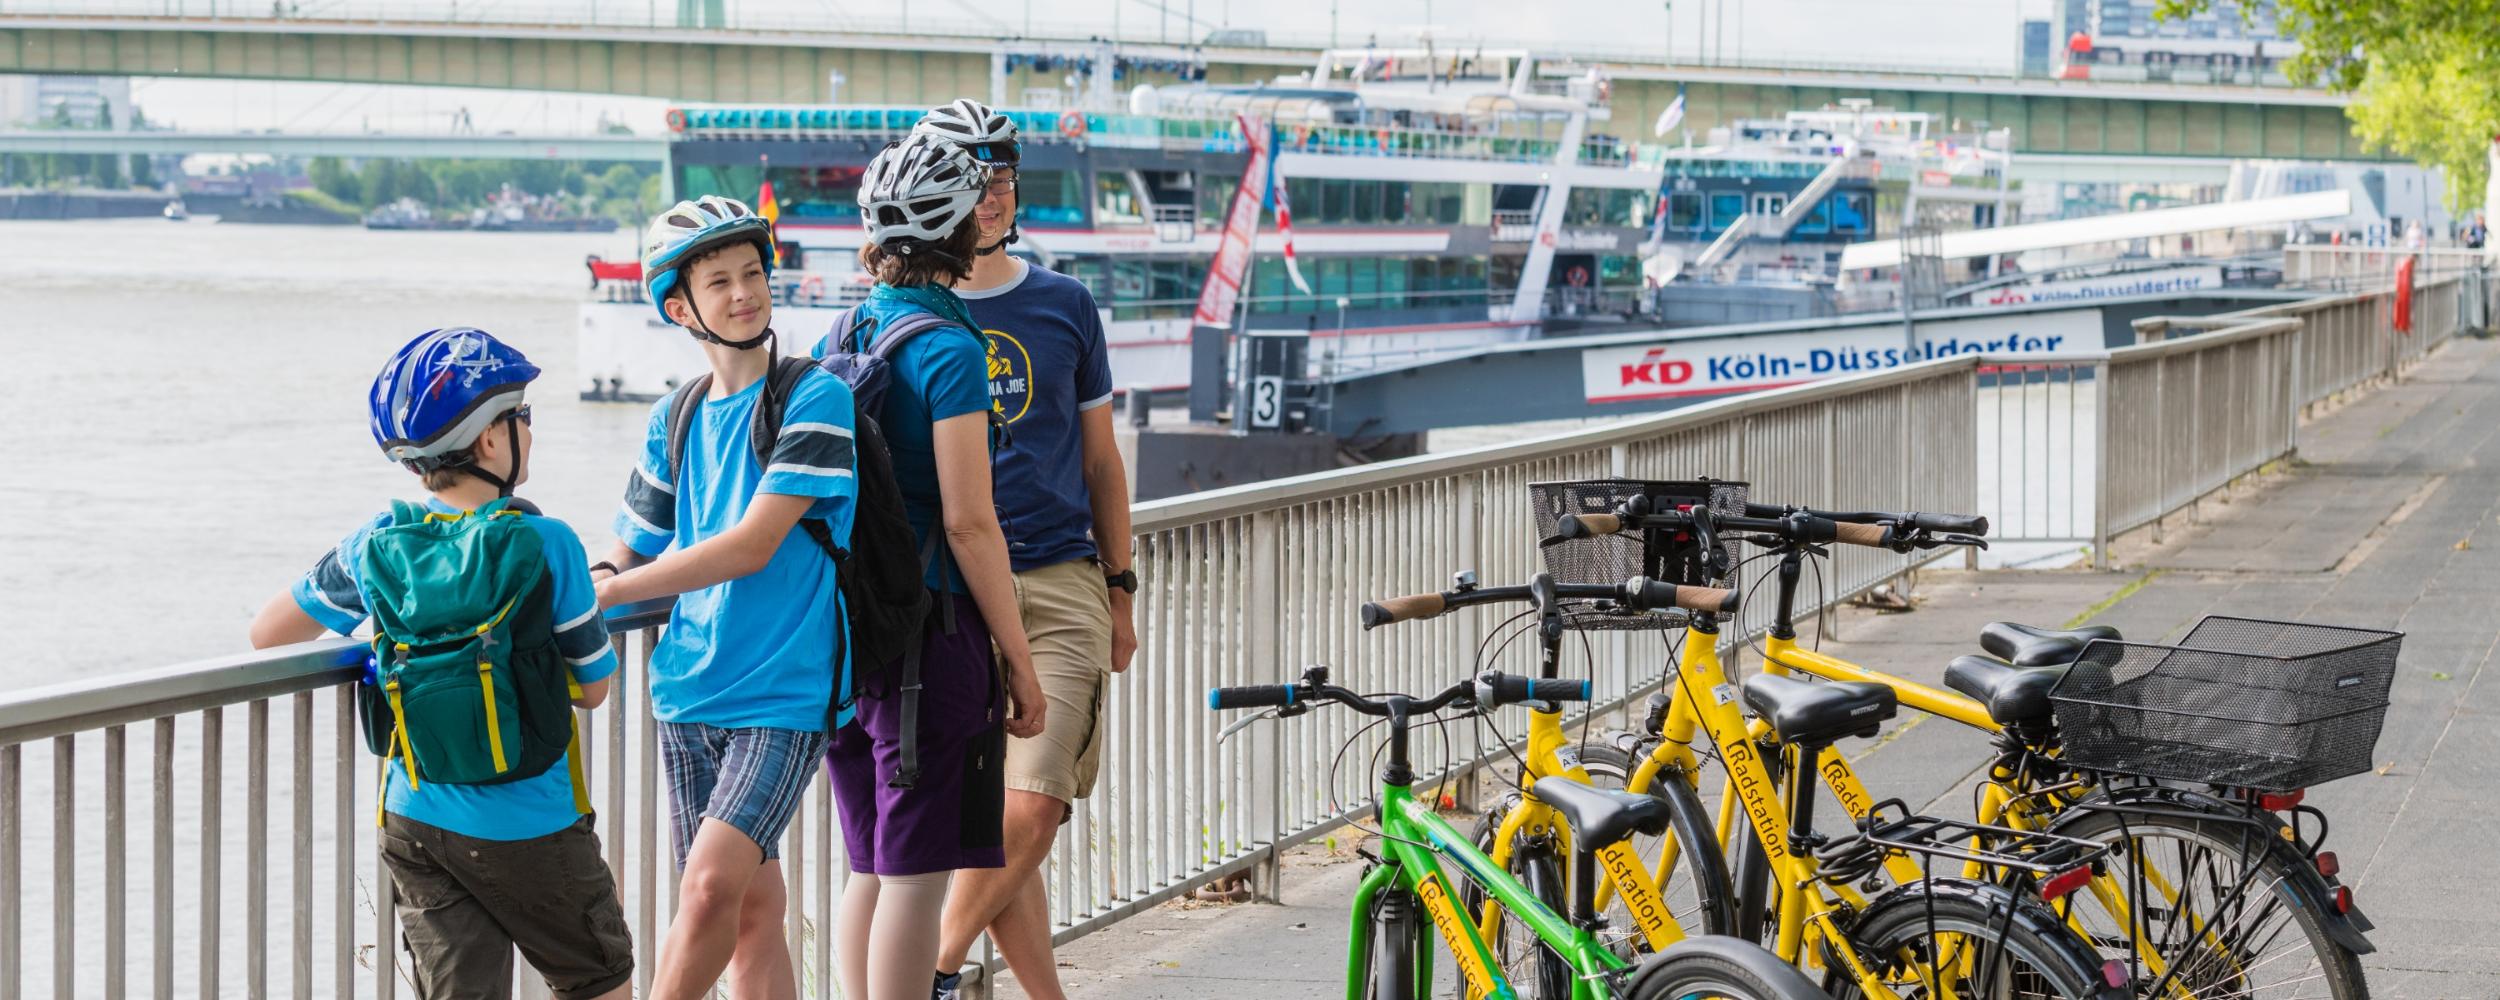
2063;0;2284;41
0;75;135;129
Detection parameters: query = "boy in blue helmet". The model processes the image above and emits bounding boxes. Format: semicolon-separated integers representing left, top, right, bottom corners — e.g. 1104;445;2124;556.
248;328;633;1000
595;194;861;1000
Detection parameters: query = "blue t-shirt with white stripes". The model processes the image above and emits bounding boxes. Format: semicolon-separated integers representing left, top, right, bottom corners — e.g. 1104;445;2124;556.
615;367;859;732
293;501;619;842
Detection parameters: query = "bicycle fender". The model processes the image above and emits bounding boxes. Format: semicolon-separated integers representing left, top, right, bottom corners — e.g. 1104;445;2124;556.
2065;785;2375;956
1848;877;2130;1000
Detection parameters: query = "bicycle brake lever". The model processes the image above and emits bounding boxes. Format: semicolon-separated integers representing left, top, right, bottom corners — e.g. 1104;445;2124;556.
1216;702;1307;744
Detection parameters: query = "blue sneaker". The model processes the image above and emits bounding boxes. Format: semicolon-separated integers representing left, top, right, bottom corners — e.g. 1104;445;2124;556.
933;970;963;1000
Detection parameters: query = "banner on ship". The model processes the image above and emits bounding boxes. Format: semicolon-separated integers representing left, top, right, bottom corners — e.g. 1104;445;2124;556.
1977;266;2222;308
1582;310;2101;404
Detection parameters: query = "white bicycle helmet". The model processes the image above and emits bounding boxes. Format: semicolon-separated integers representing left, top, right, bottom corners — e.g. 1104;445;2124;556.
639;195;776;346
858;134;988;253
913;98;1020;167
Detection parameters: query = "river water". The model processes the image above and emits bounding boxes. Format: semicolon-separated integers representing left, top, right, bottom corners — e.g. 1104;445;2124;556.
1;219;661;691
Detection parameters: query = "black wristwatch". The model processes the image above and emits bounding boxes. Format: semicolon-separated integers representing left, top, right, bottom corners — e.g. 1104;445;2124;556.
1105;568;1139;594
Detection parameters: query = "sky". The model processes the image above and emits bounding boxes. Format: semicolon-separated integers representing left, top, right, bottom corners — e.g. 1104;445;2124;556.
107;0;2054;135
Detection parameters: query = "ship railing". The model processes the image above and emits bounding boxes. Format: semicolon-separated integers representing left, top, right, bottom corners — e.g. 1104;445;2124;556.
2282;243;2487;292
1491;210;1540;242
0;277;2477;999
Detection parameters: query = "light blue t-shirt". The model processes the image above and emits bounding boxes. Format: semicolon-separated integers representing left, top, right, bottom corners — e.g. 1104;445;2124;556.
293;500;618;842
811;299;994;592
615;367;860;731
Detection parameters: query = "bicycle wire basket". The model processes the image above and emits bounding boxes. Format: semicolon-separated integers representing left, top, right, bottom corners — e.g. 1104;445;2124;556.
2048;616;2402;792
1531;479;1747;631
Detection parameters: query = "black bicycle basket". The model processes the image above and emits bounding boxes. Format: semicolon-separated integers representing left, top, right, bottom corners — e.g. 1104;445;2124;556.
1532;478;1748;591
2048;615;2401;791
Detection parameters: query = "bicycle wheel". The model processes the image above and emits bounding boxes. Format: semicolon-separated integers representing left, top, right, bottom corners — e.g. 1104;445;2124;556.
1623;936;1835;1000
1466;814;1575;999
1830;878;2120;1000
2047;806;2368;1000
1573;742;1741;953
1364;884;1426;1000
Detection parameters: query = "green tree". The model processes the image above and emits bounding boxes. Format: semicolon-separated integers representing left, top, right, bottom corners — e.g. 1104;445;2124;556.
309;157;359;203
2160;0;2500;208
596;162;641;201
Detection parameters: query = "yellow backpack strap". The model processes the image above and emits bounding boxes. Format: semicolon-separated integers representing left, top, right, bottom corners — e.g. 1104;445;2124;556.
565;676;592;815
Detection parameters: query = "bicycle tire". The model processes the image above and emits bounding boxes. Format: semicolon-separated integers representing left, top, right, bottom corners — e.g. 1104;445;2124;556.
2046;805;2368;1000
1364;884;1426;1000
1623;935;1836;1000
1460;819;1576;1000
1573;742;1742;950
1829;877;2123;1000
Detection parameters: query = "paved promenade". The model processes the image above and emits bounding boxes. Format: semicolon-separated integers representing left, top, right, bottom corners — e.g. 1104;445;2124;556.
987;336;2500;1000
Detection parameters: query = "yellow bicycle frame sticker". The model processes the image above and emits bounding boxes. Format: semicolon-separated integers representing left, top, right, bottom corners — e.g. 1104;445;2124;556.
1595;841;1679;951
1416;872;1499;999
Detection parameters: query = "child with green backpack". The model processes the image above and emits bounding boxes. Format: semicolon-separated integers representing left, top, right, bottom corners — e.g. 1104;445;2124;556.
248;328;632;1000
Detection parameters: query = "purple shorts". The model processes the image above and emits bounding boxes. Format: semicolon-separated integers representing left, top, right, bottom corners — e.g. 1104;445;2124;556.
828;592;1008;876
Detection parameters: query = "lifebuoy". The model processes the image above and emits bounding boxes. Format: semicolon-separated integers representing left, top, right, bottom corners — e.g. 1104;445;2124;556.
1058;110;1089;138
665;108;687;133
1566;265;1590;288
800;276;827;302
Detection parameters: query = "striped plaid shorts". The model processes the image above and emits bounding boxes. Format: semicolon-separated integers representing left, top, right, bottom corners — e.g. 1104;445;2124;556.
658;722;828;868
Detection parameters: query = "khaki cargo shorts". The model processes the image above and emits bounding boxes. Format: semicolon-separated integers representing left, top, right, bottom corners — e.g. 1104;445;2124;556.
1004;557;1115;809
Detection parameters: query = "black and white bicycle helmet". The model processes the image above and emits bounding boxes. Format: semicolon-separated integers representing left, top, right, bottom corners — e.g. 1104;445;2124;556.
913;98;1020;168
858;134;988;255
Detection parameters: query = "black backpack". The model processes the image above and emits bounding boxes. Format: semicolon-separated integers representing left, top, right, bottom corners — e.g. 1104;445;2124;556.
662;313;955;786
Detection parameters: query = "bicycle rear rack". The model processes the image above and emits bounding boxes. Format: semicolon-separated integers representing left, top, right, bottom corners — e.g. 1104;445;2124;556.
1841;798;2112;882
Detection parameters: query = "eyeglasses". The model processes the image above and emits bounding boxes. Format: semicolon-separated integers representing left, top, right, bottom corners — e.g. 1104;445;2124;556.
502;404;533;428
984;179;1017;198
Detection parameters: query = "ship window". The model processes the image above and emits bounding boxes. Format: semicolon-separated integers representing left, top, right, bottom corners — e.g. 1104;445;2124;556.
1831;193;1872;235
1380;181;1411;225
1670;192;1704;231
1347;257;1380;308
1018;170;1085;226
1095;172;1143;223
1197;174;1238;229
1286;177;1322;222
1380;256;1410;308
1708;192;1744;230
1794;198;1832;235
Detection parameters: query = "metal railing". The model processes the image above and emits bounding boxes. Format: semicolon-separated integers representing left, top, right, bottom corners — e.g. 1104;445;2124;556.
0;276;2478;997
2282;245;2488;293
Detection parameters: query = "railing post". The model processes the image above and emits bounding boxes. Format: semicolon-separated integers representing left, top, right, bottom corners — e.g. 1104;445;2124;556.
0;742;15;1000
1245;508;1284;902
2093;358;2113;570
53;735;73;1000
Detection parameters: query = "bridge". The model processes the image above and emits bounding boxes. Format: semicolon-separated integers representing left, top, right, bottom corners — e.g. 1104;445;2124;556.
0;10;2392;163
0;128;664;161
0;267;2480;997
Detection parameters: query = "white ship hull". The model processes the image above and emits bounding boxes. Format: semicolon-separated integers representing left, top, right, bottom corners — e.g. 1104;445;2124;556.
575;300;1533;403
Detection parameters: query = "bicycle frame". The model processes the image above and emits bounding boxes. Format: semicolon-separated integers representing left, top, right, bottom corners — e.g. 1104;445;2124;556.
1355;779;1631;999
1477;705;1697;954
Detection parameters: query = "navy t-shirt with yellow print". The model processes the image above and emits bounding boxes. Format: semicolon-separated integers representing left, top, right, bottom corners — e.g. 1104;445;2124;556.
957;259;1116;573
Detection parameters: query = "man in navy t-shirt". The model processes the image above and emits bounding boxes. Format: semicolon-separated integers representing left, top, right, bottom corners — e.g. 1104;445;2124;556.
913;99;1137;1000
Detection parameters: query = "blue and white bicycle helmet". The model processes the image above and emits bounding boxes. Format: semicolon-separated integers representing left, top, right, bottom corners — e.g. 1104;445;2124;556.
369;327;538;493
860;134;988;254
640;195;776;345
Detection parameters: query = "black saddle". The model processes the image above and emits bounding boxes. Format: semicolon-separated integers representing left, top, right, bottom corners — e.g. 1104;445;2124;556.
1944;654;2065;726
1979;621;2121;666
1740;674;1897;747
1531;776;1669;849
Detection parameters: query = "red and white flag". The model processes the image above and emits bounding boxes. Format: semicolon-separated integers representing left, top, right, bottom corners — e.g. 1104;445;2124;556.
1272;174;1314;295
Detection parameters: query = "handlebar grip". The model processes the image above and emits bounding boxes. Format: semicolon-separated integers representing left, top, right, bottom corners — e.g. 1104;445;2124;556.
1909;512;1990;536
1548;512;1622;542
1478;673;1592;706
1831;521;1890;547
1635;581;1740;613
1360;593;1449;629
1207;685;1298;711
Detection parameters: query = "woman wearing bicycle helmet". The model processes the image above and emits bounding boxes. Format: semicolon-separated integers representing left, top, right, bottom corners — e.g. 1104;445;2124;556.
821;133;1047;1000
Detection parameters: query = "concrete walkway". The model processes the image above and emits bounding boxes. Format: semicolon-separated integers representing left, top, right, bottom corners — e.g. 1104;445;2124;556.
986;337;2500;1000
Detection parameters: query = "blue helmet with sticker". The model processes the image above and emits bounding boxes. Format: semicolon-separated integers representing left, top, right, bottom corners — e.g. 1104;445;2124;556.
368;328;539;476
640;195;776;336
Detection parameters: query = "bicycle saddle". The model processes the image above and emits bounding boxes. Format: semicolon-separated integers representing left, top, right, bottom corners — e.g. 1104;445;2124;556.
1531;776;1669;849
1740;674;1897;747
1943;654;2062;726
1979;621;2122;666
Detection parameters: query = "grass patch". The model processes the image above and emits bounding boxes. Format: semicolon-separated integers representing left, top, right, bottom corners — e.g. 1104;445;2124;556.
2061;568;2165;629
285;187;361;217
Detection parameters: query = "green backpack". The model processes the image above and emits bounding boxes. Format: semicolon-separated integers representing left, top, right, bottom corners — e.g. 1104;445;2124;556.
355;499;584;804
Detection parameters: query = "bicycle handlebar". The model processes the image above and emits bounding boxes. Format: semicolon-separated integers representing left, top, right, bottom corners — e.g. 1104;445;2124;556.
1744;503;1990;537
1555;503;1986;553
1359;577;1736;629
1206;670;1590;715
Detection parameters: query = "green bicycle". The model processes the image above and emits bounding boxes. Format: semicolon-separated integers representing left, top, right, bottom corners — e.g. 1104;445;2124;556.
1209;661;1830;1000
